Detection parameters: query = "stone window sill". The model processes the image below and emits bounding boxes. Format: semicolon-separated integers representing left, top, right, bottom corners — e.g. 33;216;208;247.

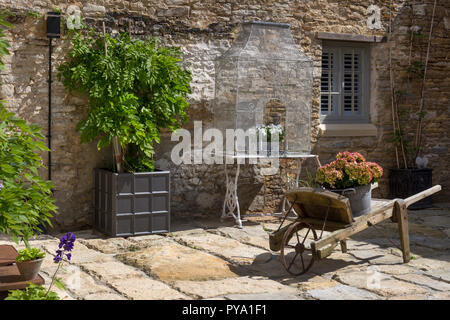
319;123;378;137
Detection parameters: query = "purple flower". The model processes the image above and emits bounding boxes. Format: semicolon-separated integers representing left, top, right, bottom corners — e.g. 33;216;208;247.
53;251;62;263
0;180;3;191
54;232;76;263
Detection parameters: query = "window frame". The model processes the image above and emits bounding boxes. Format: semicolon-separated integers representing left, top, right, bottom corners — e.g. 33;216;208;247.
320;41;371;124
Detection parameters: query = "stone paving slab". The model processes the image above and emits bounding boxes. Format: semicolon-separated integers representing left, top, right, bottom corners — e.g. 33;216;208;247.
420;215;450;229
79;238;140;254
333;270;431;297
115;243;240;282
1;206;449;300
79;260;146;282
42;241;115;265
84;292;127;300
172;276;298;299
207;224;271;250
349;248;405;265
423;268;450;283
306;284;381;300
282;274;340;292
40;257;122;300
408;255;450;271
393;273;450;292
172;231;268;265
223;292;305;300
108;276;189;300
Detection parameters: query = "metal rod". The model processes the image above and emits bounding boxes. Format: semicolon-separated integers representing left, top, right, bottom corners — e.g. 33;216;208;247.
48;38;52;181
276;194;297;232
319;205;330;239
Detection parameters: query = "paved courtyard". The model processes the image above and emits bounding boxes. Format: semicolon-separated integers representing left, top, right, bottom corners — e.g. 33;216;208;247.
1;204;449;300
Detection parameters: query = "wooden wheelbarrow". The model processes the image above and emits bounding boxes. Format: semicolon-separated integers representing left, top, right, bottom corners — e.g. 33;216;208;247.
269;185;442;276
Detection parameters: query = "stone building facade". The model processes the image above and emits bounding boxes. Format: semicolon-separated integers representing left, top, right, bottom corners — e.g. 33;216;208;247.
0;0;448;230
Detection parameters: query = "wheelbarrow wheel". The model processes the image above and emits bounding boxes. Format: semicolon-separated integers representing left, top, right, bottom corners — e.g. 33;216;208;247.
280;221;318;276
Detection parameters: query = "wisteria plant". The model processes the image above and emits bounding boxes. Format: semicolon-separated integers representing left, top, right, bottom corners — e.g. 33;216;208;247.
6;232;76;300
316;152;383;189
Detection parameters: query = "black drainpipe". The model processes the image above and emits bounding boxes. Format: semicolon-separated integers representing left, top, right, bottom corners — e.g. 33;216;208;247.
48;37;53;181
46;12;61;181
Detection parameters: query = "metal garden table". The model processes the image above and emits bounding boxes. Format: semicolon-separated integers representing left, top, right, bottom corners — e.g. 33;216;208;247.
220;152;321;228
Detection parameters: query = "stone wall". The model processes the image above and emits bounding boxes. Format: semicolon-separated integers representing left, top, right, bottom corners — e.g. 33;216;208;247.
0;0;448;230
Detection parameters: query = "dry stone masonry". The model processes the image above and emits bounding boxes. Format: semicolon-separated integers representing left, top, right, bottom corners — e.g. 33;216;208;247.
0;0;448;229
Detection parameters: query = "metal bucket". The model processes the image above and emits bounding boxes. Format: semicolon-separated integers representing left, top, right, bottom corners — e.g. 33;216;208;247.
331;184;372;217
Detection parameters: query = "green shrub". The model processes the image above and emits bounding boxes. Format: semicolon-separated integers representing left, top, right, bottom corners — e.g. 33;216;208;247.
0;15;57;245
58;31;192;172
0;107;57;244
5;283;59;300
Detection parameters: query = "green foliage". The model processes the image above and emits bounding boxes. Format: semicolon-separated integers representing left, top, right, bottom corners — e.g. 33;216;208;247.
0;14;57;244
407;60;424;77
53;277;66;290
16;247;46;262
26;11;41;19
5;283;59;300
0;13;12;71
298;169;319;188
0;107;57;243
58;31;192;172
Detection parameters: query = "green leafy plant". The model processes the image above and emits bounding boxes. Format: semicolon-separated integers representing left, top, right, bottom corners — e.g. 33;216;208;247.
58;30;192;173
0;15;57;246
16;247;46;262
6;232;76;300
0;107;56;245
4;283;59;300
298;169;319;188
0;13;12;70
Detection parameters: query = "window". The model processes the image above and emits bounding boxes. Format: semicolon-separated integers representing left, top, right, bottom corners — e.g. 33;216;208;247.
320;42;370;123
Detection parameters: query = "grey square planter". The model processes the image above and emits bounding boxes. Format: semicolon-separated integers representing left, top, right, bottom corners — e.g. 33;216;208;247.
93;168;170;237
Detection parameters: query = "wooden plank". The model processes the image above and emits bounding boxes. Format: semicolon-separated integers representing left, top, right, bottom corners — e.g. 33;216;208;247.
0;264;44;291
395;199;411;263
404;185;441;208
317;32;386;43
286;188;353;224
0;245;17;266
311;199;396;251
300;217;351;232
340;240;348;253
269;224;291;252
316;243;338;260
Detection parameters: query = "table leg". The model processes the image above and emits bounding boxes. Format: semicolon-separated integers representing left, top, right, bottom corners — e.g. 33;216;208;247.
221;162;243;228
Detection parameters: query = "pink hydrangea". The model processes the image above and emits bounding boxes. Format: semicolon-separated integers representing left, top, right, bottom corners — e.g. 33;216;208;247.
316;152;382;189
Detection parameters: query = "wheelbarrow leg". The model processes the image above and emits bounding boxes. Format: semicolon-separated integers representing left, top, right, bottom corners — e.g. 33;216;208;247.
395;199;410;263
340;240;347;253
